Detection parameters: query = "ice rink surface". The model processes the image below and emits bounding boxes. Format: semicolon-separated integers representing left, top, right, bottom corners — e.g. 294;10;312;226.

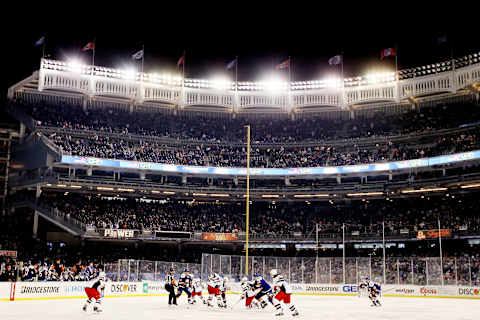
1;295;479;320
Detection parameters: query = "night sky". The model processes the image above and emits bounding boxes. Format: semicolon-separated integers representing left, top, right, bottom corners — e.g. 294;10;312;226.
2;5;478;102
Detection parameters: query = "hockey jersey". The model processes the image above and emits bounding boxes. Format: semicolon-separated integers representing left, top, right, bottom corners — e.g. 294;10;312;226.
254;277;272;293
179;273;193;288
193;279;204;292
207;274;222;288
272;274;292;294
241;280;257;298
91;278;106;291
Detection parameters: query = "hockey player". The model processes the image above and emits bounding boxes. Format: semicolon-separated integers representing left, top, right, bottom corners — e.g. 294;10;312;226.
86;262;96;280
83;271;107;312
191;277;207;304
270;269;299;317
165;268;177;306
252;273;274;309
176;269;193;304
23;261;37;281
219;277;229;308
206;273;223;307
240;277;260;309
359;277;382;307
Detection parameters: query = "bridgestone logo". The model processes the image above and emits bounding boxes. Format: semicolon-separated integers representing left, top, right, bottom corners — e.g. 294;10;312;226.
21;286;60;294
306;286;338;292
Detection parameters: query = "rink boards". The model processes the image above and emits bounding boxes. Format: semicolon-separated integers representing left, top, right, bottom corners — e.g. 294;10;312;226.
1;282;479;301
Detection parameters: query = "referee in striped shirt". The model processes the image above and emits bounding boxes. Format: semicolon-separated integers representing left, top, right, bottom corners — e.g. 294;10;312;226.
165;268;177;305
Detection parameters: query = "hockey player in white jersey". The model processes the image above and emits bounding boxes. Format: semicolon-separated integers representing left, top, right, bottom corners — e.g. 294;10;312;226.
206;273;224;307
359;277;382;307
240;277;260;309
270;269;299;317
219;277;230;308
191;277;207;304
82;271;107;312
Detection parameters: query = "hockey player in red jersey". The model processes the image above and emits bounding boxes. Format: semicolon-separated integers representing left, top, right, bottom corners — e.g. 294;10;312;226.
83;271;106;312
270;269;299;317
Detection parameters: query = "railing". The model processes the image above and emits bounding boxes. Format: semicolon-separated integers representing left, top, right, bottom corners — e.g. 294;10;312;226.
201;253;480;286
36;121;480;149
104;259;201;281
14;198;88;234
37;53;480;109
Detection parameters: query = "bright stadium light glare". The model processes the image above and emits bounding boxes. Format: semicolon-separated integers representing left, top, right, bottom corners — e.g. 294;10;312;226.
121;68;136;80
263;77;286;94
365;71;396;83
68;60;83;74
211;77;231;90
323;77;341;88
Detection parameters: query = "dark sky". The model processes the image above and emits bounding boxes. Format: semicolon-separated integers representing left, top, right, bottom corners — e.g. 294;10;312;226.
2;4;478;100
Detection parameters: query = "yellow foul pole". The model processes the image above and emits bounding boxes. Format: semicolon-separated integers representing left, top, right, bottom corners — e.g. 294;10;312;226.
245;125;251;276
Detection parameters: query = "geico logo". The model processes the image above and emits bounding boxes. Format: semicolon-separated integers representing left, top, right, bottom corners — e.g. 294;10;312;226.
20;286;60;294
306;286;339;292
111;284;137;293
395;288;415;294
147;285;164;292
342;285;358;293
420;287;437;295
458;288;480;295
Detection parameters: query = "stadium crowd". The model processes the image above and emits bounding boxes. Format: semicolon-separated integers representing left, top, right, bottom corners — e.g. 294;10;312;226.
47;128;479;167
9;98;480;167
12;98;480;143
39;191;480;236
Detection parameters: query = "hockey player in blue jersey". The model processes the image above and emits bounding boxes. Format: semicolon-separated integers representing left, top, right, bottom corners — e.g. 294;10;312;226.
252;273;274;309
359;277;382;307
176;269;194;304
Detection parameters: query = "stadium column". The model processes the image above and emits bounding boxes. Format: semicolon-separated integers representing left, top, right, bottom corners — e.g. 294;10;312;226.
19;123;26;143
33;211;39;238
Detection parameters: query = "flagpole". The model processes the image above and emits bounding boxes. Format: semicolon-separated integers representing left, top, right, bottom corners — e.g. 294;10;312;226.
235;56;238;93
341;52;345;108
141;44;145;74
42;39;45;59
92;38;96;67
395;44;398;82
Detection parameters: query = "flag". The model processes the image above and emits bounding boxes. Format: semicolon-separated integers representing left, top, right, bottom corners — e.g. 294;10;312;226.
82;42;95;51
177;55;185;67
132;49;144;60
275;59;290;70
226;58;237;70
328;55;342;66
35;36;45;47
381;48;396;59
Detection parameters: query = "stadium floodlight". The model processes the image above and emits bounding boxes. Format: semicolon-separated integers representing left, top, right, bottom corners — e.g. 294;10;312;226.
460;183;480;189
262;77;287;94
365;72;395;84
97;187;114;191
401;187;447;194
163;191;175;195
346;192;383;196
211;77;231;91
323;77;341;88
121;68;136;80
68;60;83;74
